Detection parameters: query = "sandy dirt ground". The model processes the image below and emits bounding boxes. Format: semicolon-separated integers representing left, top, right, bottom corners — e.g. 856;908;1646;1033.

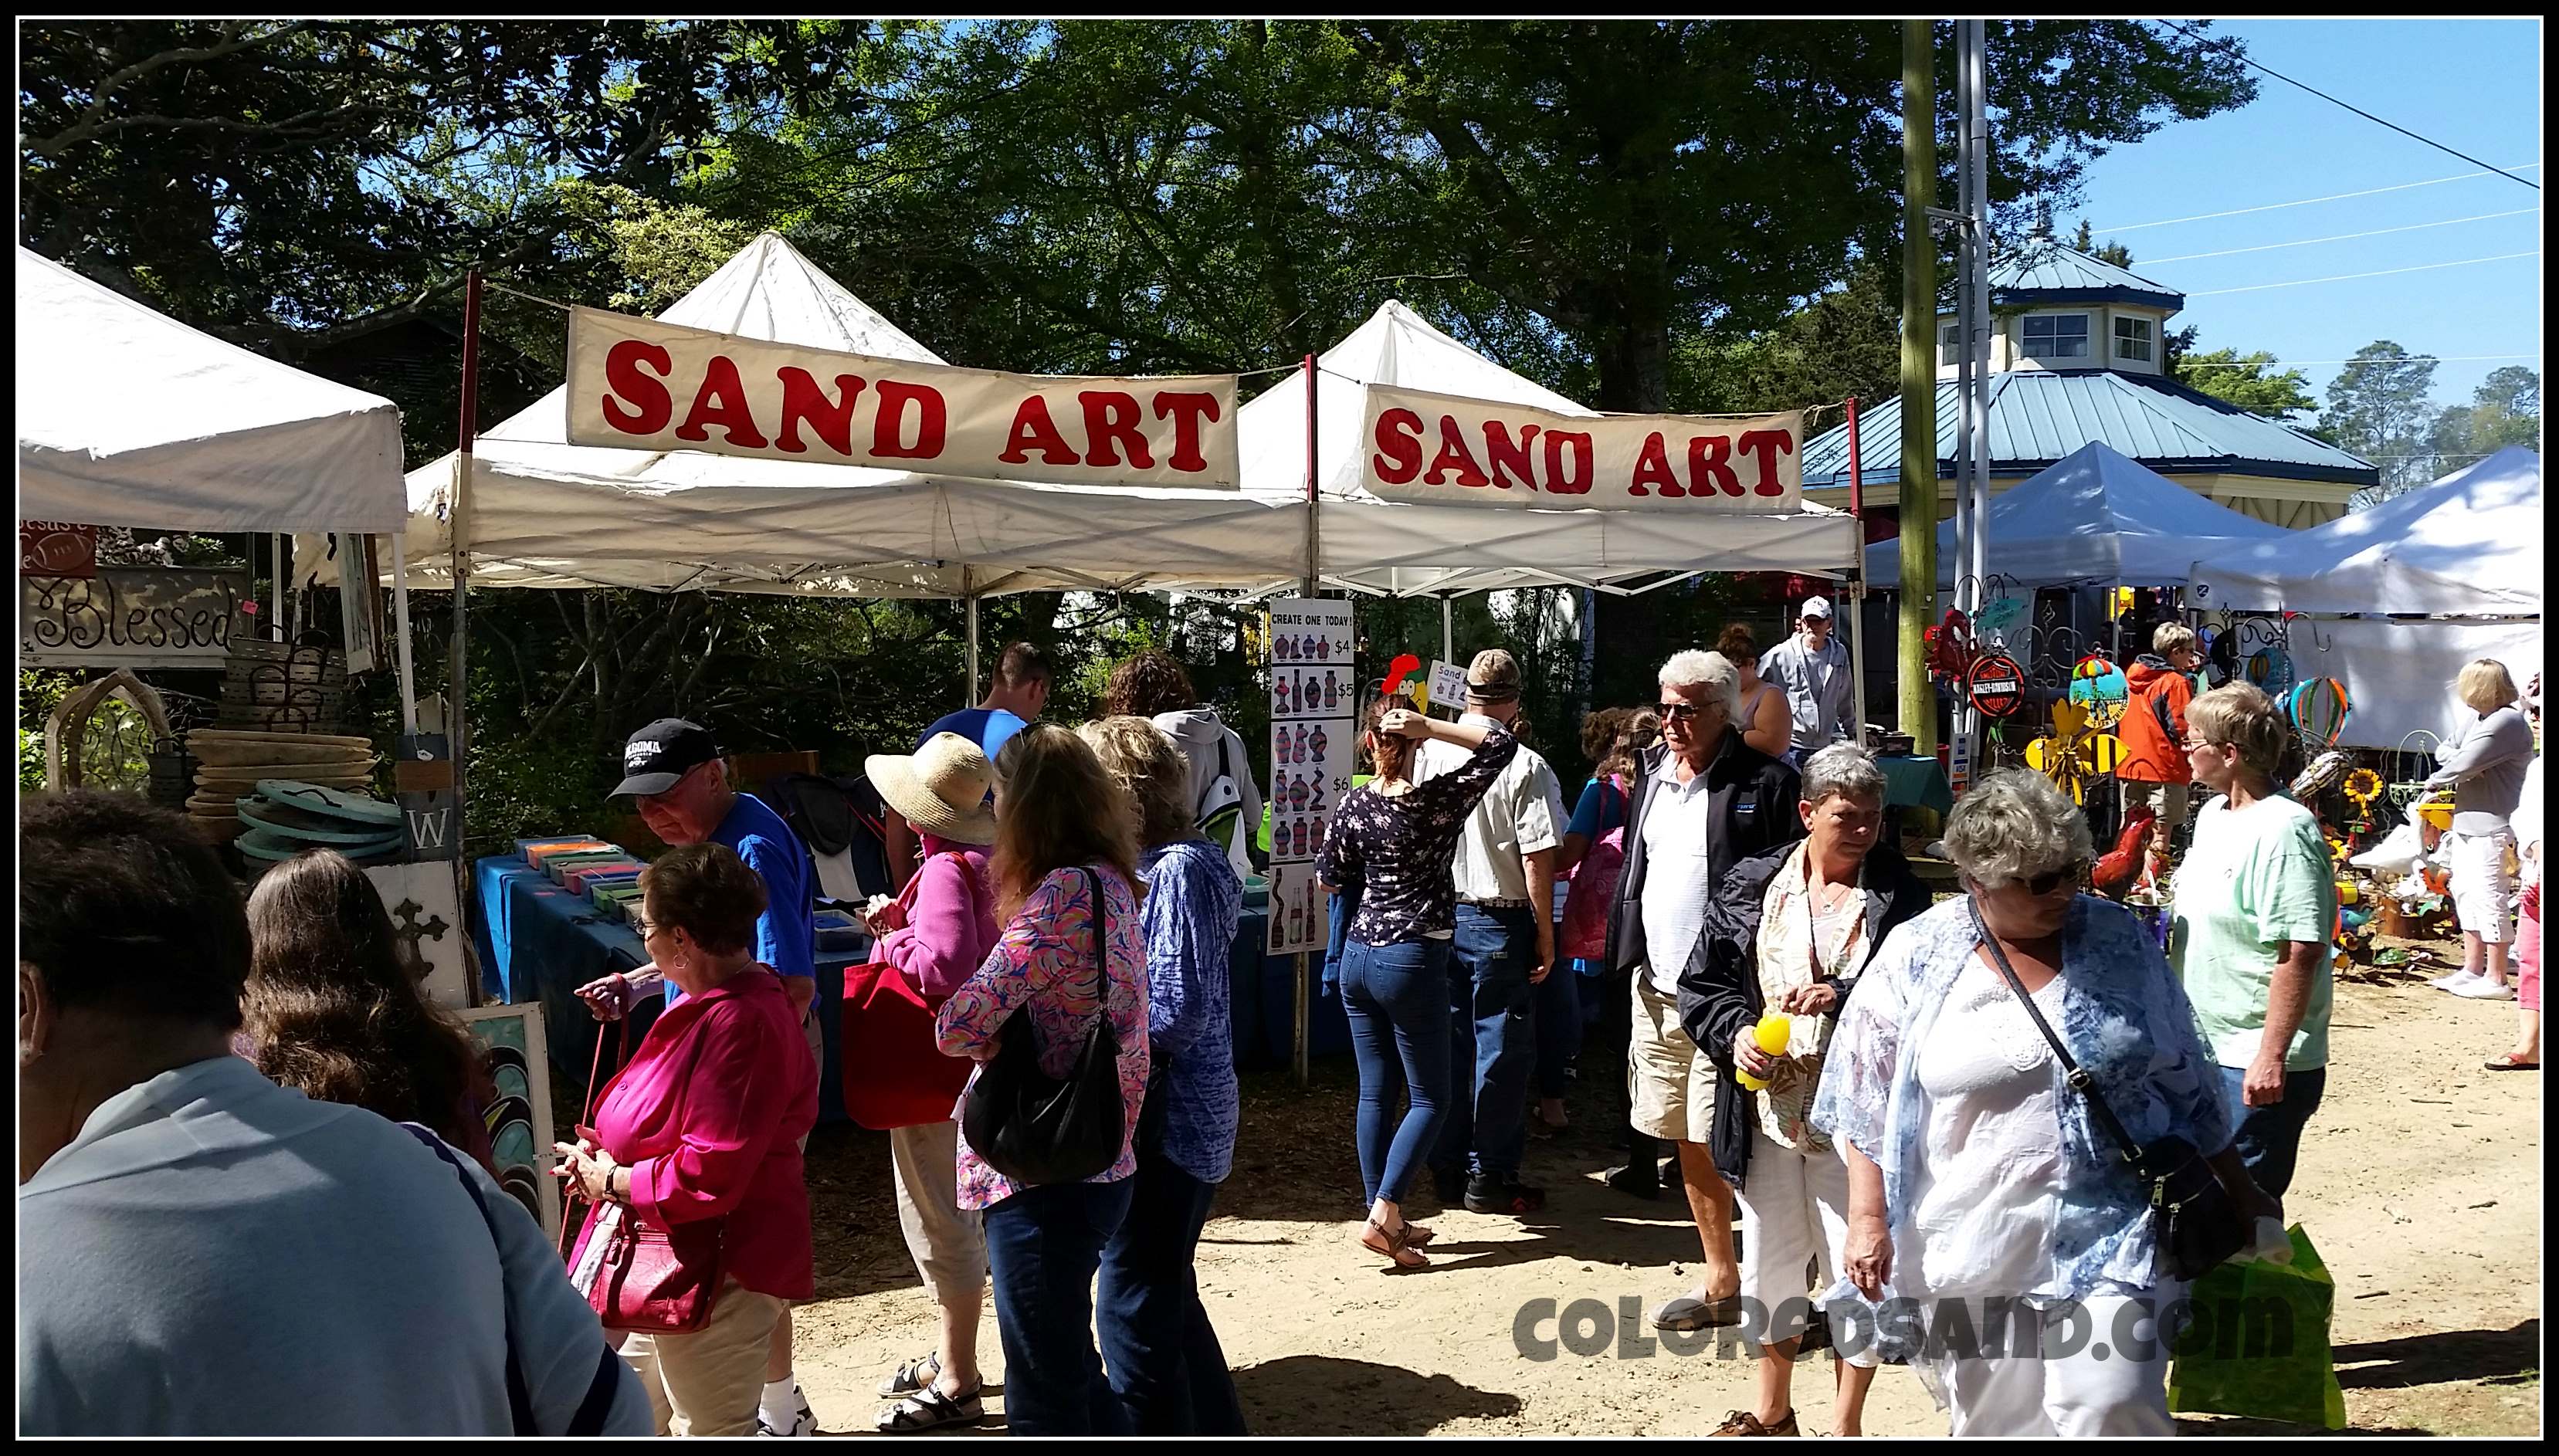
788;942;2540;1437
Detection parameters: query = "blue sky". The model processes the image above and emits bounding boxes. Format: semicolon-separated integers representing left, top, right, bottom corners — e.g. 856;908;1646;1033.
2067;18;2540;417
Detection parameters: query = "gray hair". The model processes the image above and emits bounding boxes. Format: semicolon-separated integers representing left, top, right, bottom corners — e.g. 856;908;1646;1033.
1941;769;2094;888
1659;648;1744;720
1801;743;1886;807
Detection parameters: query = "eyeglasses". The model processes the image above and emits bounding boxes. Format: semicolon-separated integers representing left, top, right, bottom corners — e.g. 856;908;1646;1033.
632;918;664;938
1656;701;1703;721
2181;738;2225;753
2020;862;2087;896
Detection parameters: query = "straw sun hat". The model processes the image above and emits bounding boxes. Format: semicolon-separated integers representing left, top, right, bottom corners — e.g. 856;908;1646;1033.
866;732;997;845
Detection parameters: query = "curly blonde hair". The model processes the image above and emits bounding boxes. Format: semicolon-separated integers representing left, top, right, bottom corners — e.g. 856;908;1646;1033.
1079;716;1198;850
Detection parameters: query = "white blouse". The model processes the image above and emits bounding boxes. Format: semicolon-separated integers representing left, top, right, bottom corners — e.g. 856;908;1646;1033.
1908;955;2075;1300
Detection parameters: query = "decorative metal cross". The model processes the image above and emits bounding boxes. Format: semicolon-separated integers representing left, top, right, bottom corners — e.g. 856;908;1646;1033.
388;897;452;983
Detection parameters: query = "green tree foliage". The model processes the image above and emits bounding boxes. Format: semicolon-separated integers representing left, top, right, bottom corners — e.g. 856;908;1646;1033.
2170;332;2318;420
2067;218;2137;269
2322;341;2441;503
2422;365;2540;480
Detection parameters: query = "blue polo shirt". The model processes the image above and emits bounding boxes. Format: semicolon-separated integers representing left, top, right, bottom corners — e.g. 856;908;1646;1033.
917;706;1029;762
664;791;814;1010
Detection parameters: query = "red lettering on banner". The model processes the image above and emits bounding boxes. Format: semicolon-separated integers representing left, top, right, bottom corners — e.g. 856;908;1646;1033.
674;355;769;449
1686;435;1743;496
775;368;866;455
601;339;675;435
1542;432;1595;495
1482;422;1542;490
1153;392;1220;473
1425;416;1491;488
1079;391;1155;469
999;396;1083;466
1629;432;1683;497
1372;408;1425;484
872;381;947;459
1737;429;1795;496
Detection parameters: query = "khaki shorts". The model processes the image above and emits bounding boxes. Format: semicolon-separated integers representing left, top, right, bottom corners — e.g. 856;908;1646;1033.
619;1276;790;1436
2120;779;2190;825
1628;977;1718;1146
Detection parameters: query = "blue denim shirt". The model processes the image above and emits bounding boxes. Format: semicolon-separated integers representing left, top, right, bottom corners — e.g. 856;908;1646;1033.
1140;840;1244;1184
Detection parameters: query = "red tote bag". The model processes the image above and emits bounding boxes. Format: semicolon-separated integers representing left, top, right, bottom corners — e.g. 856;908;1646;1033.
840;855;977;1130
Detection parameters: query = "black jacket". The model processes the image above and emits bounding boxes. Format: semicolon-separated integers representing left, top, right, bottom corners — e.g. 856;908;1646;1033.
1602;733;1804;984
1676;839;1935;1190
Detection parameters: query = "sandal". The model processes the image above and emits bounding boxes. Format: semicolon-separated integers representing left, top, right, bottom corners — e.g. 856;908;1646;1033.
876;1383;984;1434
1403;1221;1436;1248
2485;1054;2541;1072
1359;1217;1428;1268
877;1353;941;1400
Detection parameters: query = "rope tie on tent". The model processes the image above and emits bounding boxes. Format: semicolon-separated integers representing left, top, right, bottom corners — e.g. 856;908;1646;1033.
481;279;574;313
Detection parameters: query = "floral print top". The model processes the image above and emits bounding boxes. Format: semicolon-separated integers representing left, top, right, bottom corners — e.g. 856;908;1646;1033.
934;863;1151;1210
1315;728;1518;946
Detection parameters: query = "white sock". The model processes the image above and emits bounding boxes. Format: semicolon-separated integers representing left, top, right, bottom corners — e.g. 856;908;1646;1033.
761;1378;800;1420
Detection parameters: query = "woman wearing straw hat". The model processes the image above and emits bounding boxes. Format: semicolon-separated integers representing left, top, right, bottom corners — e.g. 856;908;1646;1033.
860;733;1002;1433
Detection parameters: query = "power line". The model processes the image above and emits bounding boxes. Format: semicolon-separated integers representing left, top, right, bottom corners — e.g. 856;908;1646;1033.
2177;353;2539;371
2152;20;2539;191
2141;209;2540;266
2094;164;2543;235
2186;251;2541;296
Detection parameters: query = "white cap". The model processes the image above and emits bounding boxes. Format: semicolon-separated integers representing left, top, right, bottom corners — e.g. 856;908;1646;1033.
1799;597;1835;621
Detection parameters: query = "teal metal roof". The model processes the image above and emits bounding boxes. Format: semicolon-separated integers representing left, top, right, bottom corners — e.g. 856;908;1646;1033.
1991;242;2183;310
1801;369;2378;491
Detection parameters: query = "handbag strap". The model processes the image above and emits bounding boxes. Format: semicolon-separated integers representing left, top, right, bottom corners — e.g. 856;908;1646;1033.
558;1016;629;1262
402;1123;541;1435
1965;898;2146;1171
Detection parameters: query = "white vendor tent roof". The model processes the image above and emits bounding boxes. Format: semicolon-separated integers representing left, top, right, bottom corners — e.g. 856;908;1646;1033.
2189;445;2542;617
362;232;1291;597
1239;300;1858;596
1862;440;2291;591
17;246;407;532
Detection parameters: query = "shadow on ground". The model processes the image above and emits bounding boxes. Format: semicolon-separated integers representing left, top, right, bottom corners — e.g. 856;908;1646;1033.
1233;1355;1524;1434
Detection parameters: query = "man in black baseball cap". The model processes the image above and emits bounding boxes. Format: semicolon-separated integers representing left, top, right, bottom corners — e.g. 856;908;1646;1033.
581;717;825;1436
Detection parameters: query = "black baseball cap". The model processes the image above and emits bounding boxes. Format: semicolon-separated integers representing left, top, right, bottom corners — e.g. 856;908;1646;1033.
614;719;721;798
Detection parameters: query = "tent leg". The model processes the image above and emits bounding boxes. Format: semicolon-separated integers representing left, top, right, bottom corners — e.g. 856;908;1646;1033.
388;533;419;736
1442;594;1455;664
965;594;981;707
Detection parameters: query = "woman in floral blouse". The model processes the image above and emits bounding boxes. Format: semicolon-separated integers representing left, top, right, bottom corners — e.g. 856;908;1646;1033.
1313;699;1516;1268
934;723;1150;1436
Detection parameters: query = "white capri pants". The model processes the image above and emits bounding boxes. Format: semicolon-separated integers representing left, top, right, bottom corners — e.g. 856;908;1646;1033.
1940;1287;2184;1437
1736;1128;1879;1367
888;1119;988;1305
2446;828;2520;943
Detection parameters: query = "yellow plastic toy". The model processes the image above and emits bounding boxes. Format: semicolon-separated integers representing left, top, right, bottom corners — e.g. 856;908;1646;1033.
1735;1013;1793;1092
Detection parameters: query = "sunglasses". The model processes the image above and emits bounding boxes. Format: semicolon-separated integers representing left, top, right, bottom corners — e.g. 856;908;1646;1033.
1656;701;1704;721
2019;862;2088;896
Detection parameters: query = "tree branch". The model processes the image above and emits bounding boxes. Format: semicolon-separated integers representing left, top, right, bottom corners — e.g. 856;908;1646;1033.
25;20;320;157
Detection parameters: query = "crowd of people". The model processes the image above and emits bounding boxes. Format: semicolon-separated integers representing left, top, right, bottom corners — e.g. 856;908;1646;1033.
17;613;2537;1438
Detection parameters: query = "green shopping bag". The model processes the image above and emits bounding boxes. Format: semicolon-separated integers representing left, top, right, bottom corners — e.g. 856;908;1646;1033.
2168;1225;2347;1430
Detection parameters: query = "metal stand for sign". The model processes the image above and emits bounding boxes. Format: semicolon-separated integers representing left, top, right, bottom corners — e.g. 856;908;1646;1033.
1296;351;1318;1089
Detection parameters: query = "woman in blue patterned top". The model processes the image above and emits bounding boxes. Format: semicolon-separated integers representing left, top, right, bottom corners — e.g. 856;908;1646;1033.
1315;698;1516;1268
1811;770;2278;1436
1079;718;1247;1434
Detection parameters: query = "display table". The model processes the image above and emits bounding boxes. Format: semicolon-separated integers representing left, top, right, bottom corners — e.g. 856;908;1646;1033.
1229;906;1354;1071
471;855;866;1124
1875;754;1957;815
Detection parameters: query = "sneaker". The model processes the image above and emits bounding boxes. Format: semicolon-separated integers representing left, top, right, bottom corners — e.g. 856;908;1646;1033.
2432;969;2481;992
1465;1174;1546;1215
758;1389;818;1437
1605;1162;1662;1200
2453;976;2518;1000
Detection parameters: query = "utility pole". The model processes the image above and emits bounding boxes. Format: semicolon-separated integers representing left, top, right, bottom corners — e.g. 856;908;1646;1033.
1898;19;1939;753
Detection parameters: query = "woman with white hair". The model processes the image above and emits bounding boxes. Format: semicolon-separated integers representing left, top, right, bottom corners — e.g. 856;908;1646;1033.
1679;744;1934;1437
2426;659;2535;999
1811;769;2278;1436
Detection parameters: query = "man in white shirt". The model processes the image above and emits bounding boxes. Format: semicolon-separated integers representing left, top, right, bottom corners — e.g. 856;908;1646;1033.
1758;597;1853;762
19;791;648;1437
1412;648;1568;1215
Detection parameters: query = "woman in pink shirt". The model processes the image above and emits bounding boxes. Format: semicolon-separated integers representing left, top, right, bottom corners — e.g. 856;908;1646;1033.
554;843;819;1437
859;732;1002;1433
934;723;1151;1437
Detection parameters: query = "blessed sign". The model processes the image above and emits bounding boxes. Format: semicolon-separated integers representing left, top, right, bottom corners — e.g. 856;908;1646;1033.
1361;382;1802;511
566;306;1240;490
20;567;251;668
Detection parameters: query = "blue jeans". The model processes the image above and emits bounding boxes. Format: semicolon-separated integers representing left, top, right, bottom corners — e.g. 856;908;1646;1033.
1533;950;1585;1099
1337;938;1455;1205
2218;1064;2327;1203
983;1178;1137;1436
1433;904;1537;1180
1095;1146;1248;1435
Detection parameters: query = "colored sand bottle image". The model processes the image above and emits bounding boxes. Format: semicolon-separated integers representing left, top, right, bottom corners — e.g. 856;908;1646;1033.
1324;672;1337;709
1296;723;1310;763
1303;633;1317;659
1317;635;1330;661
1310;725;1328;761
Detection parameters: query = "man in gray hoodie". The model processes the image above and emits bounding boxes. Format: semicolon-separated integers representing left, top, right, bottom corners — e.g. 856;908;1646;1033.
1104;648;1265;879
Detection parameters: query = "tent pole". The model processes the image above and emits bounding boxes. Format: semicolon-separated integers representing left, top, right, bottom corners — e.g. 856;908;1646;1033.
1442;593;1455;664
965;584;981;707
389;533;419;736
1296;351;1317;1089
1846;396;1870;750
448;270;483;934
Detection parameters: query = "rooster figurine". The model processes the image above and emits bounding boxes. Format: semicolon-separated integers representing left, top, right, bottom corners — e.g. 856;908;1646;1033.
2093;806;2159;899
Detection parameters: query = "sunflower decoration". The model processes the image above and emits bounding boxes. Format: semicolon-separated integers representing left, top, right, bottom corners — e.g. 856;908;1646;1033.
2343;767;2383;814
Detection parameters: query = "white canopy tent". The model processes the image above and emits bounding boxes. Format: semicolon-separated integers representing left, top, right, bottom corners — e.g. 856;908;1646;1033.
2189;446;2542;750
18;246;407;533
1862;440;2293;591
1240;300;1860;598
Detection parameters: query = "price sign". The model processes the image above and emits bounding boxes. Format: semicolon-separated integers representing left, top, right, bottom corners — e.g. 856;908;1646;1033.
1424;659;1469;719
1266;598;1354;957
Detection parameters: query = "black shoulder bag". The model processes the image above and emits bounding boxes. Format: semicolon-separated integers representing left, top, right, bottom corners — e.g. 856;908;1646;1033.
963;869;1128;1187
1968;900;2247;1282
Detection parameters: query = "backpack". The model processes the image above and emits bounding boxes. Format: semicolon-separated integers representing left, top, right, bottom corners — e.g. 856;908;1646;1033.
1558;777;1629;960
1194;731;1263;872
763;772;893;903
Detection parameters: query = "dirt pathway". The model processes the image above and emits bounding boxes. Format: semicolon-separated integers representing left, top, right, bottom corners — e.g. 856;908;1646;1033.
791;958;2540;1436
